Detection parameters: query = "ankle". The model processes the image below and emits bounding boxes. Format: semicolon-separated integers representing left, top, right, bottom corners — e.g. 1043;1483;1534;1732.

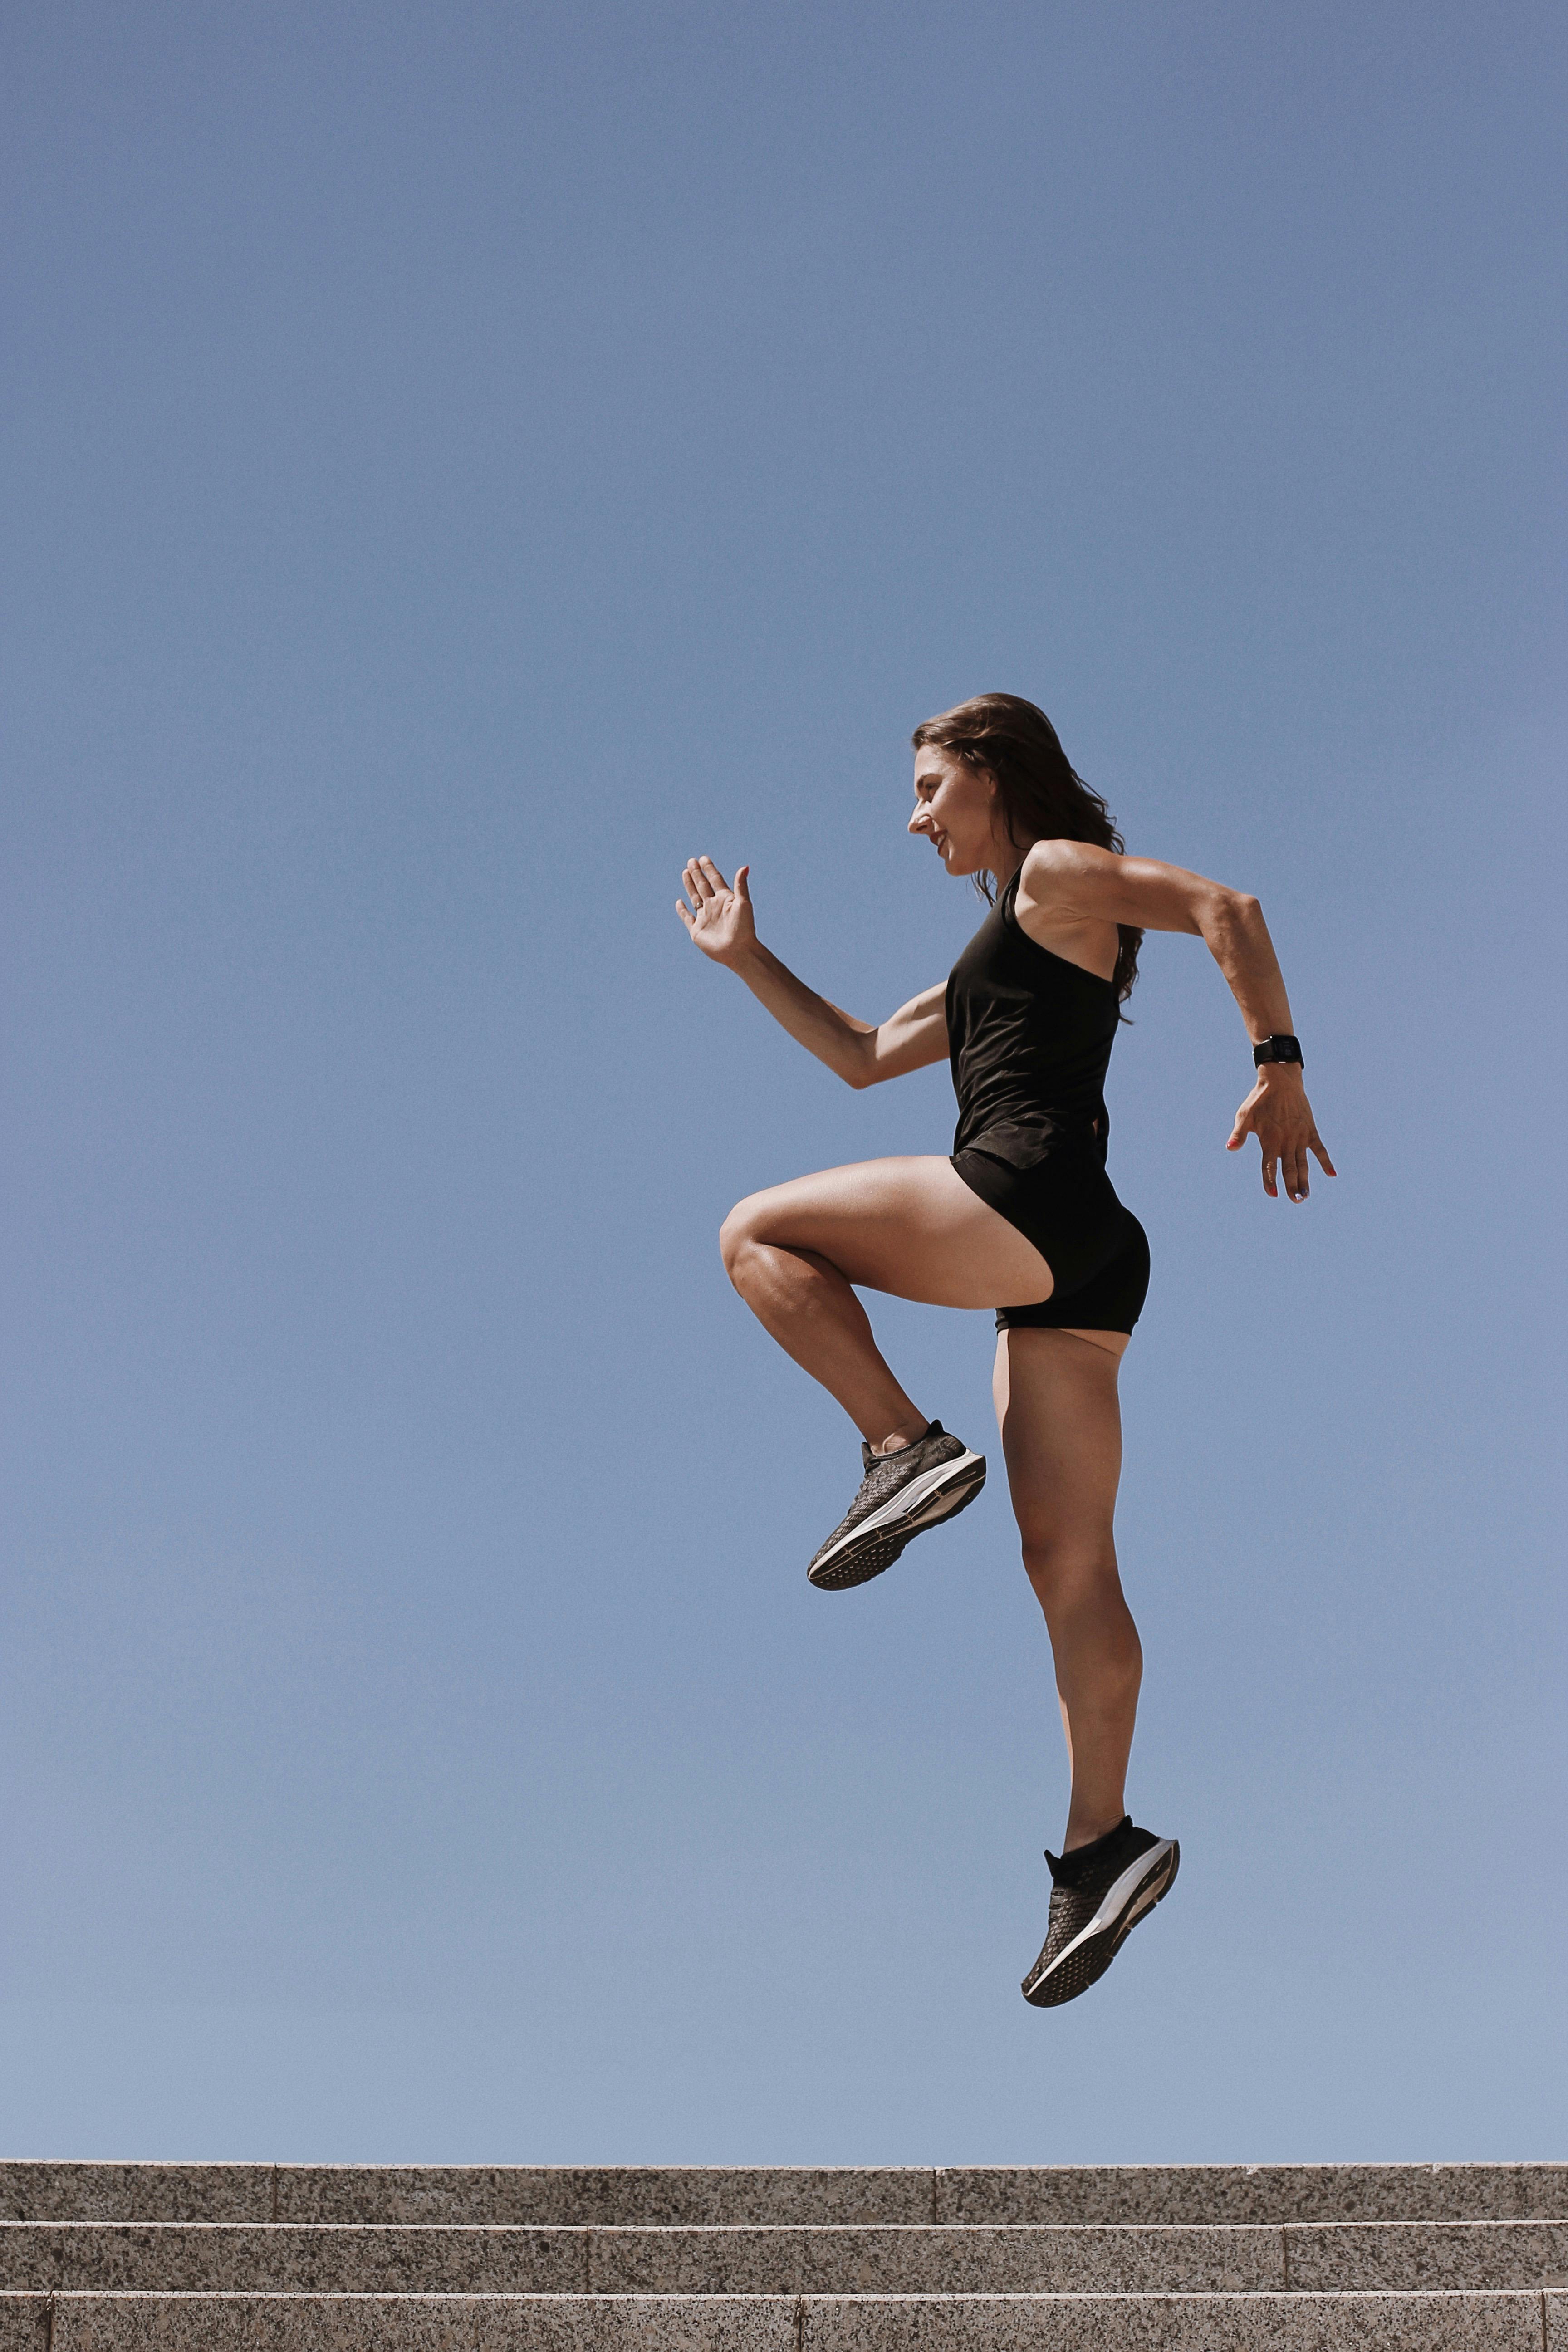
1062;1809;1130;1854
872;1416;930;1456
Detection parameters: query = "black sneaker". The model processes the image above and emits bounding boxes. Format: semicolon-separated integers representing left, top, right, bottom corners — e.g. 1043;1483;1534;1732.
806;1421;986;1590
1020;1817;1179;2007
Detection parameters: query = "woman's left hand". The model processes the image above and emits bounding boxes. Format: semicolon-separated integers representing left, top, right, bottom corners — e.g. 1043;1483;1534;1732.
1226;1067;1337;1202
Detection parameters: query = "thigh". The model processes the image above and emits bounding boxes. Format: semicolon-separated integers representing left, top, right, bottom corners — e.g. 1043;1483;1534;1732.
993;1326;1125;1552
735;1156;1055;1310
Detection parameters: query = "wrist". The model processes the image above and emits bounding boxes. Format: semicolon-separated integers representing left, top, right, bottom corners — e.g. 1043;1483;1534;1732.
1252;1032;1303;1071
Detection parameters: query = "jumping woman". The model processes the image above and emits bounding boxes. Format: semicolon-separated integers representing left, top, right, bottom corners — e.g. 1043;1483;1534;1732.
676;695;1334;2007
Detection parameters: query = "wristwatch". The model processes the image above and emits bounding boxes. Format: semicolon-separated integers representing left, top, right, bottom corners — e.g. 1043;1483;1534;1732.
1252;1034;1304;1068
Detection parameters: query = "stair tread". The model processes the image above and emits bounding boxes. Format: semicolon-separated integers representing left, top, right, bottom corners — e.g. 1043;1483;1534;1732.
4;2286;1565;2349
5;2164;1566;2227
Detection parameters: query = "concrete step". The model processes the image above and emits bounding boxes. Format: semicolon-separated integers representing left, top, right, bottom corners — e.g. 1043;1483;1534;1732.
2;2289;1568;2350
2;2220;1567;2294
3;2166;1567;2226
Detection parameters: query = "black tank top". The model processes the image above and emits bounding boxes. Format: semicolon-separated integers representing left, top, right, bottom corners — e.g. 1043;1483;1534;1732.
946;870;1120;1164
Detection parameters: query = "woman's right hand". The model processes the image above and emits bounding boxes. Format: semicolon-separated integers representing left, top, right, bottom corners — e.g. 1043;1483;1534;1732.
676;857;757;965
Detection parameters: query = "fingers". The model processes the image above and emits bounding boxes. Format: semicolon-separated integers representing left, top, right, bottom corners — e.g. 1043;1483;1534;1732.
734;862;751;902
1264;1134;1335;1200
698;854;731;894
683;859;715;905
1235;1093;1336;1202
676;899;693;928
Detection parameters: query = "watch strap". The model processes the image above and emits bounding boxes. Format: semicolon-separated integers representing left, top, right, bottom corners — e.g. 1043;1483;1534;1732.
1253;1033;1303;1068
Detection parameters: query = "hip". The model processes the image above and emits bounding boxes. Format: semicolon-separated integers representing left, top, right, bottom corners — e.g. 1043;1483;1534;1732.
951;1132;1149;1332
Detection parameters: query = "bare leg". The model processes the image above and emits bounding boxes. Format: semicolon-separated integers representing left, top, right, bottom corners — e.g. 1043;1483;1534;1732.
993;1326;1142;1851
719;1156;1054;1449
721;1238;927;1448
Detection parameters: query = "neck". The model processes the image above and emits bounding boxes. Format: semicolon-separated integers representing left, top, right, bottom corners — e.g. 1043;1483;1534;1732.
989;837;1026;889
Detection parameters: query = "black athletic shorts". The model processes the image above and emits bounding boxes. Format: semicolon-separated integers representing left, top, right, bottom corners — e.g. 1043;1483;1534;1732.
951;1137;1151;1336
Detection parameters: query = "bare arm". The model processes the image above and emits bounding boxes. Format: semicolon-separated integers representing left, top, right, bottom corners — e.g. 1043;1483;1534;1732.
676;856;947;1088
1017;840;1337;1203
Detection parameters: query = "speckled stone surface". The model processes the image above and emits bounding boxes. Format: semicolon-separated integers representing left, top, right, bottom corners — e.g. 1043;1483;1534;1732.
0;2226;588;2294
2;2168;1564;2230
799;2294;1548;2349
589;2227;1282;2295
470;2303;799;2350
0;2298;48;2351
0;2171;274;2225
274;2171;933;2228
3;2211;1568;2298
5;2288;1560;2347
0;2222;1280;2298
43;2295;797;2349
45;2297;481;2350
935;2167;1568;2226
1285;2221;1568;2289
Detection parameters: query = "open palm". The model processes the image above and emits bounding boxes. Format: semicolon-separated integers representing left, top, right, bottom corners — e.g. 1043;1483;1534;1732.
677;857;757;965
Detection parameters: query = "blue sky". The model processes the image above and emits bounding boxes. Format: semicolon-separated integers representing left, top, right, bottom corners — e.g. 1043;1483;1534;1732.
2;0;1563;2161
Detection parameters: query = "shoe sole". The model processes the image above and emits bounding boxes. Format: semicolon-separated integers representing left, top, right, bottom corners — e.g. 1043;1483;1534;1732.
807;1451;988;1590
1021;1838;1180;2008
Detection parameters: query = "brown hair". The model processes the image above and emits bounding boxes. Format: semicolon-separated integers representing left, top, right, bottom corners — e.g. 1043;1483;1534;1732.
911;692;1142;1002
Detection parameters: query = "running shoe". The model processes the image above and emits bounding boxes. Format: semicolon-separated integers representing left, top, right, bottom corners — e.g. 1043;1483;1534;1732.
1020;1817;1179;2007
806;1420;986;1591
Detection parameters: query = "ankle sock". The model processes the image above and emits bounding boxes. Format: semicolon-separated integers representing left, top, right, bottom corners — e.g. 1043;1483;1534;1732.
1046;1814;1134;1886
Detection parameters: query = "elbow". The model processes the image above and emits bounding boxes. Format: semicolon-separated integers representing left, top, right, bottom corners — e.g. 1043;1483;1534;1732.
843;1062;873;1091
1205;887;1260;951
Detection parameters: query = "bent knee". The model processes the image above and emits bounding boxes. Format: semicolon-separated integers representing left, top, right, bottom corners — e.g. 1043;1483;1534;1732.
719;1195;766;1284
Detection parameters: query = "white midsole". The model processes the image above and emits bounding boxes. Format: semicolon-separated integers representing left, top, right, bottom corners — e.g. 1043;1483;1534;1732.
1034;1840;1175;1982
813;1450;985;1569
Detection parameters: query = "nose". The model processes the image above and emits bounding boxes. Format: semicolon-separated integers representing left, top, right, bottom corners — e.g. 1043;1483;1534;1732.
908;804;929;836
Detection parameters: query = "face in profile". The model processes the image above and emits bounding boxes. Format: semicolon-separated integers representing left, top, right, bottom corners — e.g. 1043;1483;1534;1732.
908;745;1004;877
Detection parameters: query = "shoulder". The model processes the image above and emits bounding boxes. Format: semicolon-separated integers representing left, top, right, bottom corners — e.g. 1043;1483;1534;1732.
1017;837;1121;908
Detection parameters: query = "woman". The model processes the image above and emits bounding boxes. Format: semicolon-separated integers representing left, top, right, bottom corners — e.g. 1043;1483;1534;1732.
676;694;1333;2007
